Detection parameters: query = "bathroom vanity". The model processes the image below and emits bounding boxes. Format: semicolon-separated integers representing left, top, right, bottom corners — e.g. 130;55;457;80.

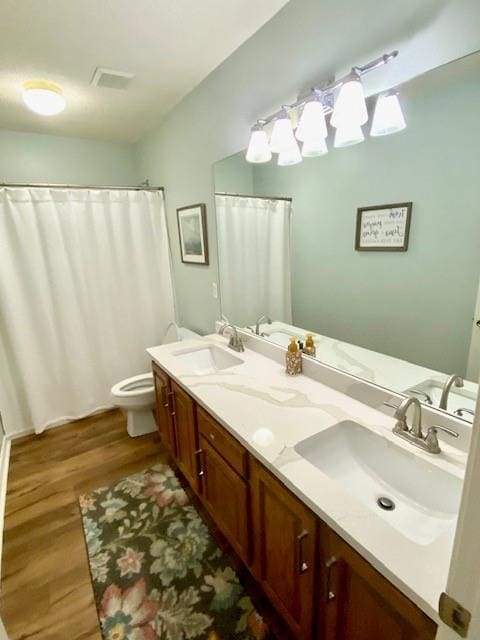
148;335;465;640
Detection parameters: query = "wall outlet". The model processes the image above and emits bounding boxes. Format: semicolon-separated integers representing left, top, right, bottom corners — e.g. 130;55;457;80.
212;282;218;299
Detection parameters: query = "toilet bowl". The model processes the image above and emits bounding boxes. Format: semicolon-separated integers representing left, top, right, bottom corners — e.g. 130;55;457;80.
110;373;156;437
110;325;200;437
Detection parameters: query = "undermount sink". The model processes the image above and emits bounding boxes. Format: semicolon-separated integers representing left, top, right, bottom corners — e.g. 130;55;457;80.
295;420;462;545
173;344;243;375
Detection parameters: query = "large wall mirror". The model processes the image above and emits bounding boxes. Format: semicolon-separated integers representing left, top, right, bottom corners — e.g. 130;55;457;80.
213;51;480;424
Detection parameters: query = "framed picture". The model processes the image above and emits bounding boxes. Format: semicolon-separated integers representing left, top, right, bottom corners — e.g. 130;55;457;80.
355;202;412;252
176;203;209;265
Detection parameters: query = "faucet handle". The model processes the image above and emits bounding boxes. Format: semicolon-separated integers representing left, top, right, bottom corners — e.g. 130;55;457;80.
424;424;459;454
383;398;402;410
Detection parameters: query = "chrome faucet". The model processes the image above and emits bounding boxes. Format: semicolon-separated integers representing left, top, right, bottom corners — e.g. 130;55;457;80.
385;396;459;454
439;374;464;410
408;389;433;405
219;323;245;353
255;315;272;336
454;407;475;419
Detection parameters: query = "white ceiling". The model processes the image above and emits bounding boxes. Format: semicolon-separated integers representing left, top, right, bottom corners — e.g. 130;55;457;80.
0;0;289;142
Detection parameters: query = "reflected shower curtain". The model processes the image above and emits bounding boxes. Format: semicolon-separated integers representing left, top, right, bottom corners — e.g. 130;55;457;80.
0;188;175;435
215;194;292;328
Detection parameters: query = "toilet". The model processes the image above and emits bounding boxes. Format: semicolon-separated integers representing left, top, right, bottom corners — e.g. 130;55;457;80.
110;325;200;437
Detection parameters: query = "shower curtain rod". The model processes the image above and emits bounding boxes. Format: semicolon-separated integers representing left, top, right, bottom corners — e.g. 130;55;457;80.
0;182;164;191
215;191;292;202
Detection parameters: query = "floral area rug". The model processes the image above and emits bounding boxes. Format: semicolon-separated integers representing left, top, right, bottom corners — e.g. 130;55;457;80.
79;463;272;640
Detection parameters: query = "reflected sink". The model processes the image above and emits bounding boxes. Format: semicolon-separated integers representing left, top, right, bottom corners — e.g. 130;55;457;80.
295;421;462;545
404;378;476;420
173;345;243;375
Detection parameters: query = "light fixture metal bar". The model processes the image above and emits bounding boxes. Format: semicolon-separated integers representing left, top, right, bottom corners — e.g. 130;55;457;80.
254;50;398;127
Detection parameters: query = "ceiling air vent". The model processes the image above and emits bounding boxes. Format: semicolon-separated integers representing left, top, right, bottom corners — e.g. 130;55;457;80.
91;67;134;90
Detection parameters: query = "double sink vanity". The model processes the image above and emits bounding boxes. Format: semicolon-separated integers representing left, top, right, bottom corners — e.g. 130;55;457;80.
148;329;467;640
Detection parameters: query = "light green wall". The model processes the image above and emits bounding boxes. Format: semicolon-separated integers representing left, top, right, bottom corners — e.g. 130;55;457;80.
135;0;476;335
0;130;137;186
250;55;480;376
214;153;253;195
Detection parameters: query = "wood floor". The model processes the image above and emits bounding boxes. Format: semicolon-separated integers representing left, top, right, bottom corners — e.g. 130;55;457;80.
0;409;166;640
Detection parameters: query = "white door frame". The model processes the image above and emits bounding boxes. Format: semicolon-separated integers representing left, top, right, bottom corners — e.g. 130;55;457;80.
436;380;480;638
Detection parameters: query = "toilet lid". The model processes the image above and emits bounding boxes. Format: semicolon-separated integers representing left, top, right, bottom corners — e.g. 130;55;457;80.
111;373;154;398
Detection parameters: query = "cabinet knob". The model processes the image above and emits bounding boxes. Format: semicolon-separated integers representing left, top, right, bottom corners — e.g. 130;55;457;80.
209;432;215;441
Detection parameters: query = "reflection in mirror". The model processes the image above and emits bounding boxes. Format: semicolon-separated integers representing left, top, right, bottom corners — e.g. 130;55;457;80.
213;52;480;423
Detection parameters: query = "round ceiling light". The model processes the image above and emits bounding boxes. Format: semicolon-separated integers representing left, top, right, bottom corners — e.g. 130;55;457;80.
22;81;66;116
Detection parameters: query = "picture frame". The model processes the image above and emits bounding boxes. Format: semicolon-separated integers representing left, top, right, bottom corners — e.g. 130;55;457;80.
176;203;209;265
355;202;412;252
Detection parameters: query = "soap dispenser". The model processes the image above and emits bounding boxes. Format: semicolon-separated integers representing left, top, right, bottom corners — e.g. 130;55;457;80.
303;333;316;358
286;336;302;375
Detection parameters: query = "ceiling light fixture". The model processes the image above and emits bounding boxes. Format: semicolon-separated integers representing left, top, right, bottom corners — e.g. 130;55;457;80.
245;51;402;165
246;122;272;163
370;91;406;136
22;80;66;116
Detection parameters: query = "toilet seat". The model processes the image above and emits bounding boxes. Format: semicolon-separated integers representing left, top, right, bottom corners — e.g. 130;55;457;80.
111;372;154;396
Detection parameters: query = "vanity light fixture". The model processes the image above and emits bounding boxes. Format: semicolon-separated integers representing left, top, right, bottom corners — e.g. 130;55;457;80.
22;80;66;116
330;70;368;129
246;122;272;163
269;108;297;154
370;91;406;136
302;136;328;157
334;123;365;148
246;51;404;165
296;93;328;142
278;143;302;166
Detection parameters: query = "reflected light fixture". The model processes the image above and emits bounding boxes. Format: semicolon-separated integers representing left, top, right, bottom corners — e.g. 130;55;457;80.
22;80;66;116
296;94;327;142
370;91;406;136
330;70;367;129
246;122;272;163
269;108;296;154
334;123;365;148
278;140;302;166
302;136;328;158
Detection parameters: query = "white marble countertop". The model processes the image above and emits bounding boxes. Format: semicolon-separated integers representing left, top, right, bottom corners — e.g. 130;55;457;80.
147;334;467;622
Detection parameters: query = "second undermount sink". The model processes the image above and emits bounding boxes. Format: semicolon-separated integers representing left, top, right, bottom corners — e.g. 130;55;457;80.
295;421;462;545
173;344;243;375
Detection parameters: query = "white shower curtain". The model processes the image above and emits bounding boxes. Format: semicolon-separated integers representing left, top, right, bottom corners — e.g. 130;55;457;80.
0;187;175;435
215;194;292;328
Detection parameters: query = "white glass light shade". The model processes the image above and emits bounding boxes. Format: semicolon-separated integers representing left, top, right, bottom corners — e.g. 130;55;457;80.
334;123;365;148
302;137;328;158
370;92;406;136
270;110;296;153
330;73;367;129
22;81;66;116
278;140;302;166
296;99;327;142
246;128;272;163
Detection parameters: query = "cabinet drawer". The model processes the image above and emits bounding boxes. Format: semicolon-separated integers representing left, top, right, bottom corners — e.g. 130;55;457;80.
196;406;248;478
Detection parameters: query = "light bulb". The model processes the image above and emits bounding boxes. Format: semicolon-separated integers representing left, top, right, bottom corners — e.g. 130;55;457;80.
334;123;365;148
246;125;272;163
302;137;328;158
330;71;367;129
22;81;66;116
370;91;406;136
270;109;296;154
278;140;302;166
296;97;327;142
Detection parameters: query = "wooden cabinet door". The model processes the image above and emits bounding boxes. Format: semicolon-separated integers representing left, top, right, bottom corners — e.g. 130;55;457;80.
171;380;198;491
198;434;250;565
318;525;437;640
152;364;176;455
251;458;316;640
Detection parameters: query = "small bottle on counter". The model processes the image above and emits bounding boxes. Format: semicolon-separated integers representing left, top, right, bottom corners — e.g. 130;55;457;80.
303;333;316;357
286;336;303;375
